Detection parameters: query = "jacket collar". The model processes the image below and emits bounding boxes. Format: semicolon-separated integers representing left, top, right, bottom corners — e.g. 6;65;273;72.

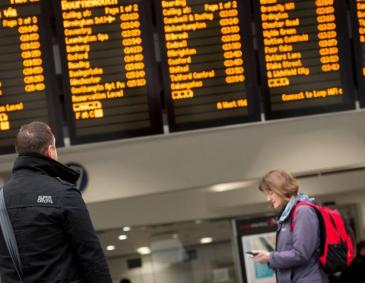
277;193;315;224
12;153;80;185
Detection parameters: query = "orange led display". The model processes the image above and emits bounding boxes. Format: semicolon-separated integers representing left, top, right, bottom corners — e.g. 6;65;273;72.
58;0;162;144
354;2;365;73
257;0;355;118
0;0;62;153
157;0;260;131
351;0;365;107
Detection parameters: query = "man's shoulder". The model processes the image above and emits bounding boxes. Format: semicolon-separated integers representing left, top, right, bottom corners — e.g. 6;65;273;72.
5;174;81;209
54;177;77;189
34;175;77;194
6;172;77;197
50;177;81;200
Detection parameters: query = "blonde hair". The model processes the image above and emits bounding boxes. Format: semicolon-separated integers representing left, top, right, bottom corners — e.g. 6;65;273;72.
258;170;299;200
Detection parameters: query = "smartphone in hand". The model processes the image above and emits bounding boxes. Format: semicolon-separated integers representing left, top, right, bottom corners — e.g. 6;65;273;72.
245;251;259;256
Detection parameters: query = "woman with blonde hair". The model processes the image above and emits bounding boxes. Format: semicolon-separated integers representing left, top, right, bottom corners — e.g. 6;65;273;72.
251;170;328;283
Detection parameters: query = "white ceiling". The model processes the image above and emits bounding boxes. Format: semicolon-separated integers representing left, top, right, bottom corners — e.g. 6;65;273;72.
99;218;233;258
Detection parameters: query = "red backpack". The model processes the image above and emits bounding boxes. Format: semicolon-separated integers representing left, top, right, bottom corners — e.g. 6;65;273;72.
291;201;356;273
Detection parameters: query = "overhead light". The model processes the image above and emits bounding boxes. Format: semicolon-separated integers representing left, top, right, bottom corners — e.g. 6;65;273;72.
106;245;115;251
118;234;128;240
137;246;151;255
200;237;213;244
210;180;257;192
123;226;131;232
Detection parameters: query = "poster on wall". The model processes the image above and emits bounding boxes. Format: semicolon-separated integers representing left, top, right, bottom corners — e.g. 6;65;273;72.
241;232;276;283
234;216;277;283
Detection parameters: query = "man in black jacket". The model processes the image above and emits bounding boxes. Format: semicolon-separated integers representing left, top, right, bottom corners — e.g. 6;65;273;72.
0;121;112;282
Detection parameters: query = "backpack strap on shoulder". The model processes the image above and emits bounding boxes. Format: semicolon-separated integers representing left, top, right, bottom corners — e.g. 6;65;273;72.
291;201;316;230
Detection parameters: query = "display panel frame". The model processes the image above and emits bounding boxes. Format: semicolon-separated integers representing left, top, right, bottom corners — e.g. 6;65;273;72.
254;0;356;120
349;0;365;107
154;0;261;132
54;0;163;145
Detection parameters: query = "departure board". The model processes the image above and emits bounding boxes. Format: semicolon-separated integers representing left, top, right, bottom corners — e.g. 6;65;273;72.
350;0;365;107
56;0;162;145
155;0;260;131
255;0;355;119
0;0;63;153
0;0;63;154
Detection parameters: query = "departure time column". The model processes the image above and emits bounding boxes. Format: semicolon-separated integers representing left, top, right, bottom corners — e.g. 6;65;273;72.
120;4;146;89
316;0;340;73
355;0;365;76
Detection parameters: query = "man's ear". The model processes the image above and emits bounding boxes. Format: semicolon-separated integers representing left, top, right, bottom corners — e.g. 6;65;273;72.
44;145;52;158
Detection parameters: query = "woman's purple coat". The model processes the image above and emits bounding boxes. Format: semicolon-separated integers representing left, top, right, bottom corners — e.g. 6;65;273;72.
268;205;329;283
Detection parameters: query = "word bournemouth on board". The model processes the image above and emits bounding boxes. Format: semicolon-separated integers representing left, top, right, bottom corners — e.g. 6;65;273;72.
254;0;355;119
155;0;260;131
0;0;62;154
57;0;162;144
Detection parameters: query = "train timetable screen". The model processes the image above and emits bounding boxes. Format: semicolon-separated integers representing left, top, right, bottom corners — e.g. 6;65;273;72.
256;0;355;119
156;0;260;131
350;0;365;107
0;0;62;154
57;0;162;145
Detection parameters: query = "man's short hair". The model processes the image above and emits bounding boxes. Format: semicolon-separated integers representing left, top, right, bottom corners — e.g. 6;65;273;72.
15;121;54;155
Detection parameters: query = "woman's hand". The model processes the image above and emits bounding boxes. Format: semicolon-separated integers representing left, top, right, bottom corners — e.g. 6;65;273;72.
250;250;271;264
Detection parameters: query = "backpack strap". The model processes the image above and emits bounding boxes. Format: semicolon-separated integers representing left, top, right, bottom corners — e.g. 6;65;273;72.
0;188;24;282
290;201;328;267
290;201;317;230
